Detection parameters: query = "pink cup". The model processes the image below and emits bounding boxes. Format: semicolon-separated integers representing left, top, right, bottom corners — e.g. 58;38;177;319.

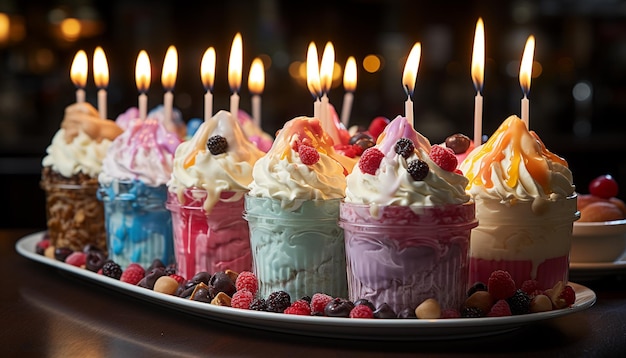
166;189;251;280
339;201;477;313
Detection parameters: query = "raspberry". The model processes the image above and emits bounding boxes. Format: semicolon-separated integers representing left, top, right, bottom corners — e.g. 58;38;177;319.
169;274;185;285
284;299;312;315
235;271;258;295
429;145;458;172
358;147;384;175
298;144;320;165
120;264;145;285
520;279;540;295
506;289;531;315
441;309;461;319
407;159;429;181
394;138;415;158
487;299;512;317
249;298;267;311
64;251;86;267
487;270;517;300
101;261;123;280
206;135;228;155
558;285;576;307
231;289;255;309
310;293;334;315
349;304;374;318
266;291;291;313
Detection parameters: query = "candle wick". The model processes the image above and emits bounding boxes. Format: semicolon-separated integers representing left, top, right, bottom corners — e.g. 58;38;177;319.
403;85;412;99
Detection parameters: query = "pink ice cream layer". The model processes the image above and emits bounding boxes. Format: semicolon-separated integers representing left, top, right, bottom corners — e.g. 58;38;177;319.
166;190;251;279
339;201;477;313
469;256;569;291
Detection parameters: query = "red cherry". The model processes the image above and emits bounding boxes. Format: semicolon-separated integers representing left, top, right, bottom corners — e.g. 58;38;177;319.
589;174;619;199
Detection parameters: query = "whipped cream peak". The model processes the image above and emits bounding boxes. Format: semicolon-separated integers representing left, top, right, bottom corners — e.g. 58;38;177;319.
460;115;575;207
115;105;186;140
345;116;470;216
248;116;347;209
42;102;122;178
168;110;265;213
376;115;431;156
99;117;181;187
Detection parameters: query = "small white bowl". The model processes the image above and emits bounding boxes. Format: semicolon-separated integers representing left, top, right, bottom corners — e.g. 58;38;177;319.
570;219;626;263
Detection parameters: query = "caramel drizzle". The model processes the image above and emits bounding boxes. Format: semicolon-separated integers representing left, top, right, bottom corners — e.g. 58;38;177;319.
465;116;568;194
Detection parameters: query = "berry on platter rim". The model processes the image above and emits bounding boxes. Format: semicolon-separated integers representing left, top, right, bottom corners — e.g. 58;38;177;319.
28;235;584;321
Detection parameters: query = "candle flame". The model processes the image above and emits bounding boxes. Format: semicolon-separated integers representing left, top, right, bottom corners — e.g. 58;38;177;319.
519;35;535;96
306;42;321;98
70;50;88;88
135;50;151;93
343;56;357;92
402;42;421;97
93;47;109;89
228;32;243;93
320;41;335;94
201;47;216;92
161;45;178;91
471;18;485;93
248;57;265;95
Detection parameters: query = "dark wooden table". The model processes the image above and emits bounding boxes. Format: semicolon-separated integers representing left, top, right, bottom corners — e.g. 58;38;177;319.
2;229;625;357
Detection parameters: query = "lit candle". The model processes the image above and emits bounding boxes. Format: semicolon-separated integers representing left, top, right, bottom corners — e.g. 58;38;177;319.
135;50;151;120
402;42;421;127
93;46;109;119
319;41;334;132
200;47;216;122
306;42;322;118
70;50;87;103
341;56;357;128
248;57;265;128
228;32;243;119
519;35;535;128
162;45;178;126
471;18;485;145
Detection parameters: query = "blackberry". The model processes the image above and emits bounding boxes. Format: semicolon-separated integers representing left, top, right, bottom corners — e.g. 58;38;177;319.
467;281;488;297
461;306;484;318
394;138;415;158
300;295;312;303
506;289;531;315
101;260;123;280
206;135;228;155
266;290;291;313
249;298;268;311
407;159;429;181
